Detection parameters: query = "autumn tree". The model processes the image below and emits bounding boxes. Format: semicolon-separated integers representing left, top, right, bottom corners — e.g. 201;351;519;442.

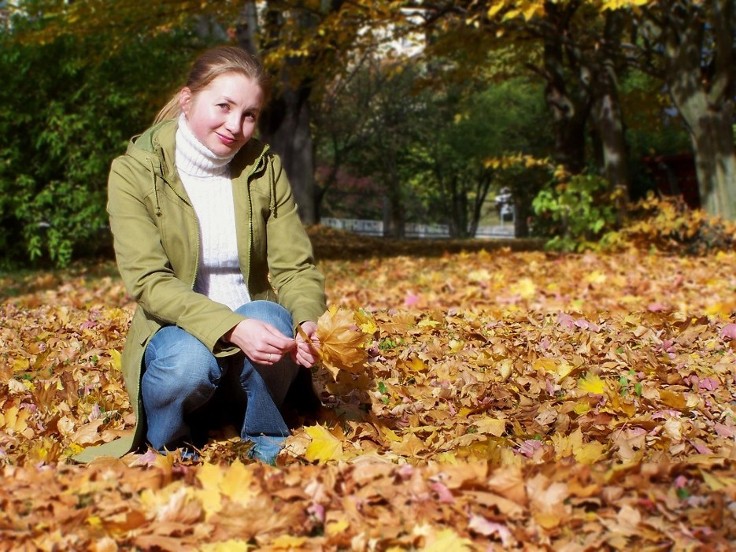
10;0;402;225
628;0;736;219
412;1;632;201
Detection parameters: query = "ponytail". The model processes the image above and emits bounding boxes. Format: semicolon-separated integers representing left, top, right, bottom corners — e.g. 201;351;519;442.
154;93;182;124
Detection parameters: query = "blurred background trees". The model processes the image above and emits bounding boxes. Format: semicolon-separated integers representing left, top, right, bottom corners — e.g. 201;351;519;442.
0;0;733;266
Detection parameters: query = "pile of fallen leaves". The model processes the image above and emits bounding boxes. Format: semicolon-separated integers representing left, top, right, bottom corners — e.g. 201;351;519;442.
1;233;735;550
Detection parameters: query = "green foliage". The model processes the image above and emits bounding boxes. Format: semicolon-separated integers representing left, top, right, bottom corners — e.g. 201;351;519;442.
532;174;620;252
0;29;203;267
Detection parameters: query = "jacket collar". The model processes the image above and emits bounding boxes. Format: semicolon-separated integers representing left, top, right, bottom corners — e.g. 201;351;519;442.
126;118;270;187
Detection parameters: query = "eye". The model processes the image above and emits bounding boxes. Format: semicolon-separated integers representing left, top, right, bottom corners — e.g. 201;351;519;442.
217;103;230;112
244;111;257;122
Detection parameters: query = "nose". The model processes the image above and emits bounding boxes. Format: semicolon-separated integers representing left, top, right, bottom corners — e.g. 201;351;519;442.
224;112;241;135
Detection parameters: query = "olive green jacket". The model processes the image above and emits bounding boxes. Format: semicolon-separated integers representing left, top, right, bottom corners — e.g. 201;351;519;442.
73;119;326;463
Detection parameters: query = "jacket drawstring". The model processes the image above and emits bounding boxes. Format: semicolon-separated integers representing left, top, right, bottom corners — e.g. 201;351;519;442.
269;157;277;218
150;159;162;217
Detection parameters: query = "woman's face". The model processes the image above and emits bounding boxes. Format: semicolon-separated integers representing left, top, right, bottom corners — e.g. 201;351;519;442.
179;72;263;157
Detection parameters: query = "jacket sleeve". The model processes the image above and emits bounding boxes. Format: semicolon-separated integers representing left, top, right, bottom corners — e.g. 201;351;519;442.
107;155;245;352
265;155;327;326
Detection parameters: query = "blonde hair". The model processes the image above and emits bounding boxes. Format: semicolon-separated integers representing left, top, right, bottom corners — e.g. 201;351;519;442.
154;46;270;123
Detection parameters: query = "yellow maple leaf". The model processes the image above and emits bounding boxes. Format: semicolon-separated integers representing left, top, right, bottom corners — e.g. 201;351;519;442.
199;540;251;552
578;374;606;395
316;307;368;375
221;460;254;501
473;417;506;437
304;424;343;463
398;357;427;372
109;349;122;371
354;308;378;335
196;463;224;517
585;270;607;285
326;519;350;536
511;277;536;299
422;528;474;551
574;441;606;465
268;535;308;549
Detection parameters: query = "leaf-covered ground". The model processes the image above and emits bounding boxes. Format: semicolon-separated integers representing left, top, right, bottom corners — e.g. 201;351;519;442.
1;228;735;551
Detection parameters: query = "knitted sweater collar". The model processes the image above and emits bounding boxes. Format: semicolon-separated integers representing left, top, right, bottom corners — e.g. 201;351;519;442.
175;114;236;177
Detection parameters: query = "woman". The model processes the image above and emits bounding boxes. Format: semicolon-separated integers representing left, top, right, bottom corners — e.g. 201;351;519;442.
75;46;326;464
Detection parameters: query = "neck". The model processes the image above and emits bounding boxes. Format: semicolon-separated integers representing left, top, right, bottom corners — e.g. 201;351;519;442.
175;113;236;177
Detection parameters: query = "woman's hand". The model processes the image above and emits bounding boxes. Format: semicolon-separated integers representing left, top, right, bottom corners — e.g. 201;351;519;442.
293;321;320;368
225;319;296;365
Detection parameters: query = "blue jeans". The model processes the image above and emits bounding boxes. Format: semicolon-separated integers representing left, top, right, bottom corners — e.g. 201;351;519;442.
141;301;299;463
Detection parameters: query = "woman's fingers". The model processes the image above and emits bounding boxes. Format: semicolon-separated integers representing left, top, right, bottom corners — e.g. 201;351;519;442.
228;319;295;363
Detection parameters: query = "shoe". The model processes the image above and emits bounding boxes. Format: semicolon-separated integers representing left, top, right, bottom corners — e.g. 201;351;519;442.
245;434;286;465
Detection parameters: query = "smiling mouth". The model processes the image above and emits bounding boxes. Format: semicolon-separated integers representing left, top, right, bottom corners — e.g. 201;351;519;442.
217;133;236;145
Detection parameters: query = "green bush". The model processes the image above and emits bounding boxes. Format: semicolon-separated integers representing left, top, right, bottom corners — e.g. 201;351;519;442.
0;30;202;267
531;173;620;252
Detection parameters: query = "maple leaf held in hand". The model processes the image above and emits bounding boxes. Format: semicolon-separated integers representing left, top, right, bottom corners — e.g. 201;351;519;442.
315;306;369;376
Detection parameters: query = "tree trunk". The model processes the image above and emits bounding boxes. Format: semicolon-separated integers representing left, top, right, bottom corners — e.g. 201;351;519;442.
688;109;736;219
237;1;320;225
590;11;629;209
260;87;317;224
654;0;736;219
383;185;405;238
541;2;590;174
450;190;469;238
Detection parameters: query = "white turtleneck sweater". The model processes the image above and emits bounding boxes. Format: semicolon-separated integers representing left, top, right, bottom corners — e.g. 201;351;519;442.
175;114;251;310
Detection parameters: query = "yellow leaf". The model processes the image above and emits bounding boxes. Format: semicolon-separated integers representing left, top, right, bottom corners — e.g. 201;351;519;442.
511;278;536;299
585;271;607;284
468;269;491;282
326;519;350;536
579;374;606;395
381;426;402;442
498;359;513;381
12;357;29;372
700;469;736;491
522;3;543;20
705;302;731;319
221;460;254;501
200;541;251;552
473;417;506;437
574;441;606;465
269;535;308;549
196;462;224;516
448;339;465;353
197;462;224;490
354;308;378;335
304;425;343;463
399;357;427;372
109;349;122;371
487;3;504;18
422;528;473;551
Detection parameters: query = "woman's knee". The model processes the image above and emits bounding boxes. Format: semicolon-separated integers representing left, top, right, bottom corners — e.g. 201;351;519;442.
234;301;293;337
143;326;220;400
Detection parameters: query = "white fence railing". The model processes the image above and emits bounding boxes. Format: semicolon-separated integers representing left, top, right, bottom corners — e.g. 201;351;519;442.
320;217;515;239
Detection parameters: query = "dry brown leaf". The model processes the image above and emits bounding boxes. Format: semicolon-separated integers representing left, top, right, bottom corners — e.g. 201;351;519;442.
315;306;369;376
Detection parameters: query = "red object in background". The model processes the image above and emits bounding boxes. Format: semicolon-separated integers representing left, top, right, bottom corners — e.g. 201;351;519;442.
643;153;701;209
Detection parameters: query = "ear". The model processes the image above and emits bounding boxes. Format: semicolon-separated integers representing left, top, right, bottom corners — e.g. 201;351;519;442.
179;87;193;116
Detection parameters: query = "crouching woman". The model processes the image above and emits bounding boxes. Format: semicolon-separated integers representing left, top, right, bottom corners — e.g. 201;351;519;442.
75;46;326;465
